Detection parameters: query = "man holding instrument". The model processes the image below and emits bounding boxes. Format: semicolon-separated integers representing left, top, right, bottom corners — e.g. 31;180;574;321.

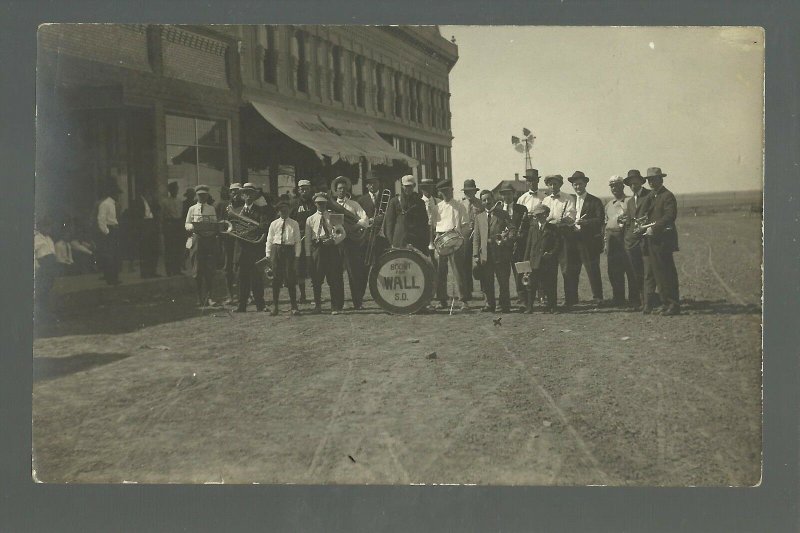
618;169;656;312
642;167;680;316
566;170;605;307
434;178;471;311
332;176;370;310
185;185;219;307
472;189;515;313
383;174;429;252
291;179;316;304
234;183;271;313
305;192;345;315
499;182;529;306
542;174;576;309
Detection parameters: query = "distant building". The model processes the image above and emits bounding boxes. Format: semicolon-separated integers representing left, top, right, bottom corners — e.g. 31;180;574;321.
491;173;529;199
36;24;458;221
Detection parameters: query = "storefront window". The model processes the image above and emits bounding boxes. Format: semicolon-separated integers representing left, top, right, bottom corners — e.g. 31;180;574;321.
166;114;230;195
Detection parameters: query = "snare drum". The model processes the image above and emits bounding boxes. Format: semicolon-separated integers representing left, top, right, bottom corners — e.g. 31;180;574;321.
433;229;465;257
369;246;436;315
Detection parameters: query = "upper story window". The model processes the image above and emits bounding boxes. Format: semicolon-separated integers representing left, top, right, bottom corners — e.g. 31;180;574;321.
263;26;277;84
355;56;365;108
375;64;385;112
393;72;403;118
292;30;308;93
332;46;343;102
416;81;424;123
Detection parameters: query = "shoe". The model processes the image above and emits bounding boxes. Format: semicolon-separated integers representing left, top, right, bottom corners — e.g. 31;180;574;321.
459;302;471;311
312;306;322;315
270;307;279;316
642;306;652;315
661;304;680;316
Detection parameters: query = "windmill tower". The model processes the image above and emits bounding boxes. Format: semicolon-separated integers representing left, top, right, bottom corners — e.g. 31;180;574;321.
511;128;535;171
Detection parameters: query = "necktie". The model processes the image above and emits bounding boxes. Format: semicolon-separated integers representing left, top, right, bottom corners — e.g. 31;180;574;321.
320;215;329;238
280;219;285;244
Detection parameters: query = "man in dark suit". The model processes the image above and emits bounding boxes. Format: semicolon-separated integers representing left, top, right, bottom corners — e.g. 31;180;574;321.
642;167;680;315
565;171;605;306
523;204;562;313
291;179;317;304
619;169;657;311
473;190;515;313
130;185;161;278
383;175;429;252
358;174;389;281
234;182;274;313
498;183;529;303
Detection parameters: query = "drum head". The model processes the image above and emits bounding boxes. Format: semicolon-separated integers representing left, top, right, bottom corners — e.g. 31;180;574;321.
369;247;435;315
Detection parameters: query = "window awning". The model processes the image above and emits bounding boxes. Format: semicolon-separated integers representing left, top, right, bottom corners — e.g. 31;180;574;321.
318;115;418;167
251;102;362;165
250;102;417;167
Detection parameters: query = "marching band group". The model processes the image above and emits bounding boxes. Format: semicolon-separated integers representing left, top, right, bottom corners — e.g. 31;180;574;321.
33;166;680;318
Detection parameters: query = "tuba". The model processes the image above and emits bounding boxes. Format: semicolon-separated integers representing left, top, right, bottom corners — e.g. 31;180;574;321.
222;206;267;244
325;194;367;243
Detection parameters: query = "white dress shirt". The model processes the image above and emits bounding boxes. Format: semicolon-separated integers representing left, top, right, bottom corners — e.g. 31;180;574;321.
605;196;628;230
435;198;468;233
517;189;544;211
542;191;576;224
97;197;118;235
336;197;369;227
54;240;74;265
265;216;302;258
142;197;153;219
34;231;55;271
304;211;335;256
422;194;439;226
184;202;217;231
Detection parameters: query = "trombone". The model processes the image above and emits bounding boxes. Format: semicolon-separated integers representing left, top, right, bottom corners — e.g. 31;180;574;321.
364;189;392;265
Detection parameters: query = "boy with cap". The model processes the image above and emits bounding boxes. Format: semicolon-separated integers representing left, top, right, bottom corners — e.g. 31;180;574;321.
291;179;317;304
265;196;302;315
605;175;638;307
185;184;219;307
523;204;561;313
305;192;346;314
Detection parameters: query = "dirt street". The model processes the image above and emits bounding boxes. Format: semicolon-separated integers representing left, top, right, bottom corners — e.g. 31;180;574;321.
32;211;762;485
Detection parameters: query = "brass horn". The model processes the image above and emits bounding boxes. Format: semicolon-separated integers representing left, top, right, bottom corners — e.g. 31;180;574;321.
223;206;267;244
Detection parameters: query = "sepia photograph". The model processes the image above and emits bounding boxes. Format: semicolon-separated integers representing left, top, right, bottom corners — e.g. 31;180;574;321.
32;24;763;486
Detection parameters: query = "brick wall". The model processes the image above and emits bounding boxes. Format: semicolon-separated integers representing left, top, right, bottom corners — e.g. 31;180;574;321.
38;24;150;71
162;27;229;89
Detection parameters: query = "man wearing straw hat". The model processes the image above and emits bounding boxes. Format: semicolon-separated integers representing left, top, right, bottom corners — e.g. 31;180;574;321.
233;183;271;313
605;175;638;307
642;167;680;315
185;185;219;307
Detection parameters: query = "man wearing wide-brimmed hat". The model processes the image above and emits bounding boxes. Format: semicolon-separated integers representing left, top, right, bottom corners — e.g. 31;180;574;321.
605;175;638;307
618;169;657;311
460;178;482;298
517;168;545;212
233;182;272;313
184;184;220;307
642;167;680;315
563;170;605;307
217;182;243;304
96;177;123;285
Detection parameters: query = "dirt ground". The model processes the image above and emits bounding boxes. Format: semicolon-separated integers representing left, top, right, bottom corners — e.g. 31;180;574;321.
32;211;762;486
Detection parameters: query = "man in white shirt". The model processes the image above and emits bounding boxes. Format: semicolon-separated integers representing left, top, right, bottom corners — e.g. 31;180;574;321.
605;175;637;306
332;176;369;310
434;178;471;310
185;184;219;307
516;168;545;212
541;175;576;307
96;178;122;285
305;192;346;314
265;196;302;316
419;177;439;258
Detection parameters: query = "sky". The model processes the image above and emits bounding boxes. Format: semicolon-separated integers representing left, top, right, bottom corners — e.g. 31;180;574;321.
440;26;764;194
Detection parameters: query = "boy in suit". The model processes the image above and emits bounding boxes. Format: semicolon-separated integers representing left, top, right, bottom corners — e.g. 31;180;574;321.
523;204;561;313
472;190;515;313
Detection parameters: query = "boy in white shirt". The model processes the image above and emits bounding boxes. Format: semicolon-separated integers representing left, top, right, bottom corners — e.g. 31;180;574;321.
265;197;302;315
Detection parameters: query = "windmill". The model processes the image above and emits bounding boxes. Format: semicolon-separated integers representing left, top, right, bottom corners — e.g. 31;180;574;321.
511;128;535;171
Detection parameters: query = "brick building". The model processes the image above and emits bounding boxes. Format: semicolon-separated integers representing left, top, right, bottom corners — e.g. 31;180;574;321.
36;24;458;222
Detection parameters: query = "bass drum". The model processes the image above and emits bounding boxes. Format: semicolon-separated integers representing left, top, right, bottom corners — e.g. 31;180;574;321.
369;246;436;315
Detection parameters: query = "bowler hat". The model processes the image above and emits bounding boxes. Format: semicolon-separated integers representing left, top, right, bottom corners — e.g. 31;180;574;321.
568;171;589;183
531;204;550;216
524;168;540;181
543;174;564;185
623;169;644;186
331;176;352;191
462;179;479;192
646;167;667;179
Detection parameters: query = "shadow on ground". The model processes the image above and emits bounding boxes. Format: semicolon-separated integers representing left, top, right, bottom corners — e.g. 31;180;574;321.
34;352;133;382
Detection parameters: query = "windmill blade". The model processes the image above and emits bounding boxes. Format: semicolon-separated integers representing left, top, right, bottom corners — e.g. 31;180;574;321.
526;134;534;143
514;144;525;153
511;136;520;145
522;127;531;136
